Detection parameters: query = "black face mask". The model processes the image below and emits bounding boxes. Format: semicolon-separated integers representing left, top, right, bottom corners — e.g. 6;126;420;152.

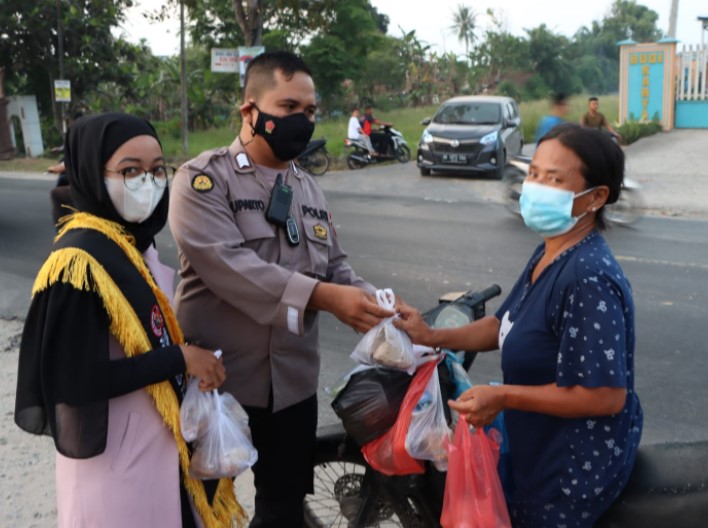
252;103;315;161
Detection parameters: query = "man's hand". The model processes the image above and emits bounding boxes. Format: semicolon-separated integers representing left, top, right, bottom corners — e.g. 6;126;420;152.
309;283;394;333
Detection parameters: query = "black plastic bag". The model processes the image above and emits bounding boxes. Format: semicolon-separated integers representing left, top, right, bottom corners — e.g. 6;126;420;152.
331;366;414;446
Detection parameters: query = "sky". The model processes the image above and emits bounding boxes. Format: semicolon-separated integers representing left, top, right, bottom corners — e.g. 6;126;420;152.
120;0;708;57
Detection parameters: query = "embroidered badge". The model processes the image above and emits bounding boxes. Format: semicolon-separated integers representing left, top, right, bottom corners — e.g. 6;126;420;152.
265;120;276;134
191;174;213;193
151;305;164;337
313;223;328;240
235;152;251;169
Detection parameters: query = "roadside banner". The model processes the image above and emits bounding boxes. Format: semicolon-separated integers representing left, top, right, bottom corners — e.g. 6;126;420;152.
238;46;265;87
54;80;71;102
211;48;239;73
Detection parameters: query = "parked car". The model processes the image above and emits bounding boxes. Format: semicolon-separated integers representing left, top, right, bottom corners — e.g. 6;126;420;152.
416;95;523;179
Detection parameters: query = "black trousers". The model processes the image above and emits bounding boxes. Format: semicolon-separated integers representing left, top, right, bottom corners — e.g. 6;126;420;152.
243;393;317;528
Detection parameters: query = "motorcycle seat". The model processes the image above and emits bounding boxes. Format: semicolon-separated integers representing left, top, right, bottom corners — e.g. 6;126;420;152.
597;440;708;527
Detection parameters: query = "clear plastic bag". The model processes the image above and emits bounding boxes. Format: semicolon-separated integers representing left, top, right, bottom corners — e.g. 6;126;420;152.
405;360;451;471
180;377;213;442
351;289;416;373
184;388;258;480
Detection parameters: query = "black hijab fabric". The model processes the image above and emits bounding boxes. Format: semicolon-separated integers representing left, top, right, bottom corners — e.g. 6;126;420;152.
65;113;169;252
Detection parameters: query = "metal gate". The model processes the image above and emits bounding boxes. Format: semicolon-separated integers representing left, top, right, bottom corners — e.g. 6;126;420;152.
675;44;708;128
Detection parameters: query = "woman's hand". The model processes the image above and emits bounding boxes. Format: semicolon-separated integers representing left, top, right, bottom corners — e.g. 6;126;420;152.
448;384;506;429
392;302;435;346
180;344;226;391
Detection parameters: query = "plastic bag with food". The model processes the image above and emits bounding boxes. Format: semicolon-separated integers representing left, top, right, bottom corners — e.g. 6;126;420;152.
188;390;258;480
351;289;416;373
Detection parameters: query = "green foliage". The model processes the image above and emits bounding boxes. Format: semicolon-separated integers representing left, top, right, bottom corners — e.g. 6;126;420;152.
616;118;662;145
497;81;520;101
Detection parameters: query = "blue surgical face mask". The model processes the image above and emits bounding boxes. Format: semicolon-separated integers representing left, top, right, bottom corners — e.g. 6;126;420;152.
519;182;596;237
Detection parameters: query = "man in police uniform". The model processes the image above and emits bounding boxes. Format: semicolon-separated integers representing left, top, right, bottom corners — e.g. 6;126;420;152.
168;51;393;527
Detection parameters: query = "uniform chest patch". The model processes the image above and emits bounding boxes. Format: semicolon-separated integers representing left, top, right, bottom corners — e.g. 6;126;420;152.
150;305;164;337
191;174;214;193
313;223;328;240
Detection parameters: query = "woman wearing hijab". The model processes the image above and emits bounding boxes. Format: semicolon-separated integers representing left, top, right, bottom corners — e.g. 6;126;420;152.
14;113;246;527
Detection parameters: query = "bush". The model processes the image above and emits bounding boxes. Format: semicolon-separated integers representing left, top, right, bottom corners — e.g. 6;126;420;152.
616;119;662;146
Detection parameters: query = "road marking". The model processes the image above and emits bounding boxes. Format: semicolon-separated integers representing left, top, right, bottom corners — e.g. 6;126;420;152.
616;255;708;271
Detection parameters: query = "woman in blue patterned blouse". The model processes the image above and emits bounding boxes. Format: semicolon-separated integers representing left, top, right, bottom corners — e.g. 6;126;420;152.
396;123;643;527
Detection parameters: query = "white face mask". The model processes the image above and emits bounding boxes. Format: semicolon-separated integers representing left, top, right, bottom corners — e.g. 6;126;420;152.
104;175;165;223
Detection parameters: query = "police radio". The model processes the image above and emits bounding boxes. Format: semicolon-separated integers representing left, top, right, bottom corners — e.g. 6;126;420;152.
266;174;299;246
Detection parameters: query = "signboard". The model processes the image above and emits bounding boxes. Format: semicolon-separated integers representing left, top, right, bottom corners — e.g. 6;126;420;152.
238;46;265;87
54;80;71;102
211;48;239;73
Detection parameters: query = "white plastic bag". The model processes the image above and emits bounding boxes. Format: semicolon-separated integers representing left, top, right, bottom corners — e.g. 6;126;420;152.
351;289;417;373
188;389;258;479
405;362;451;471
179;349;258;479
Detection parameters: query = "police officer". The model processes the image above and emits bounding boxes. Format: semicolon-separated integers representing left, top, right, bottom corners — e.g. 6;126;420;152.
168;51;394;528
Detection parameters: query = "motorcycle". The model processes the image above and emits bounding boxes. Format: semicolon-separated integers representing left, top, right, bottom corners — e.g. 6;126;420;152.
503;155;644;226
345;125;411;170
305;286;708;528
46;145;73;228
297;138;331;176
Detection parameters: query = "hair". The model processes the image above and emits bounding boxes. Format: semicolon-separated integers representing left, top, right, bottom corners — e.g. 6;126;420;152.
552;92;567;106
365;105;373;111
538;123;624;230
243;51;313;102
351;106;360;113
589;96;599;103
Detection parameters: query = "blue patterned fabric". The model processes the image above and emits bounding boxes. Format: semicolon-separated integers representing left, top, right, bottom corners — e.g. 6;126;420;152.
495;231;643;527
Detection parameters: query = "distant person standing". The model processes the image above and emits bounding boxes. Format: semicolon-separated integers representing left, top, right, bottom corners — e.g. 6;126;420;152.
581;97;621;141
534;93;569;144
347;106;376;157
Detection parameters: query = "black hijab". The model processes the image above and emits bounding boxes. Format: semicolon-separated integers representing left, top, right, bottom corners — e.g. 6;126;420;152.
65;113;169;252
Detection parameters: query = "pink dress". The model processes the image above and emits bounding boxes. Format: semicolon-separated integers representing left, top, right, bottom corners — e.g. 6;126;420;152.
55;246;202;528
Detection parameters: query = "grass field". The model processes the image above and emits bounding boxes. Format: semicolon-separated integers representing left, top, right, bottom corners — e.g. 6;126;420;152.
1;94;619;172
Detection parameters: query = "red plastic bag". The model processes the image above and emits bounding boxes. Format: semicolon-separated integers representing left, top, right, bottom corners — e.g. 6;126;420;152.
440;420;512;528
361;359;438;476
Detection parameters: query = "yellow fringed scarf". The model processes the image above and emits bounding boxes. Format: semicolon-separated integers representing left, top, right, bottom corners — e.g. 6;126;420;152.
33;212;247;528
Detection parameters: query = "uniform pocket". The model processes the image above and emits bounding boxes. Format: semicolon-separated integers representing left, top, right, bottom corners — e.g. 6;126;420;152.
302;217;332;279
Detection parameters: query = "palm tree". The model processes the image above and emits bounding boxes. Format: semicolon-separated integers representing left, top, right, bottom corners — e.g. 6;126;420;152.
450;5;477;60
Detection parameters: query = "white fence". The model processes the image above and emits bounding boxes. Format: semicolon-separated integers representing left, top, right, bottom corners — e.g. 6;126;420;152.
676;44;708;101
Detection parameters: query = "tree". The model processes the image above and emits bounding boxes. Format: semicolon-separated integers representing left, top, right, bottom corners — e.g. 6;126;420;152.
450;5;477;59
0;0;147;137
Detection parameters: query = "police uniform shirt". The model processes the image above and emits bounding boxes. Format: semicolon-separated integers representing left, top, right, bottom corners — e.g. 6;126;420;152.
168;138;374;412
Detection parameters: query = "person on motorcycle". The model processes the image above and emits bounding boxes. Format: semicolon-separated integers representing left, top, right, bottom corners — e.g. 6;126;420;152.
581;96;622;142
395;123;642;527
347;106;377;157
362;105;392;155
534;92;568;144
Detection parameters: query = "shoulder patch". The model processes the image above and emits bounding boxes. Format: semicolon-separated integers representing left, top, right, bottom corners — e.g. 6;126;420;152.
191;173;214;193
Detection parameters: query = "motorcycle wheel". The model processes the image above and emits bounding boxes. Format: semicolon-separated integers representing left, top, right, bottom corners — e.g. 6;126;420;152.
304;445;425;528
347;153;367;170
395;145;411;163
306;150;331;176
502;165;525;216
605;187;643;226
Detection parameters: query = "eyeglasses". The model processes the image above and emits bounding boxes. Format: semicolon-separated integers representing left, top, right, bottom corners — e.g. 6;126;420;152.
105;165;174;190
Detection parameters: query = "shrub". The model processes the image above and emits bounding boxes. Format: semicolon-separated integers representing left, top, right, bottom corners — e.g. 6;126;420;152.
616;119;662;146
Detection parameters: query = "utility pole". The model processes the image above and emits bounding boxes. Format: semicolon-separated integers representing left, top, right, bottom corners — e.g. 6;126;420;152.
55;0;66;133
668;0;679;39
180;0;189;155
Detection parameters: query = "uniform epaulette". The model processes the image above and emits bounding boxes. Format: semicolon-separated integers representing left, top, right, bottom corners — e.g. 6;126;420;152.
187;147;229;173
